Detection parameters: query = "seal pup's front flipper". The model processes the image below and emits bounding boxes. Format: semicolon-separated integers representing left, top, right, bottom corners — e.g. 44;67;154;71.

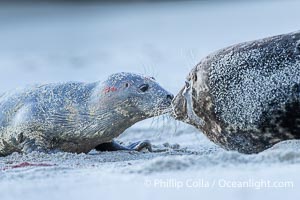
95;140;152;152
126;140;152;152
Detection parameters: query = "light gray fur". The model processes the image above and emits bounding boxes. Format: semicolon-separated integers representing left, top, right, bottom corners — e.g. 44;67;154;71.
0;72;173;156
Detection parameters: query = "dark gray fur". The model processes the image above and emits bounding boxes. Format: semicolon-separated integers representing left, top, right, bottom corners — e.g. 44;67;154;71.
0;72;173;156
172;31;300;154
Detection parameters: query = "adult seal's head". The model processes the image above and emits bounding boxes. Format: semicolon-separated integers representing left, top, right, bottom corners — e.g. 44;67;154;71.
0;72;173;156
172;30;300;154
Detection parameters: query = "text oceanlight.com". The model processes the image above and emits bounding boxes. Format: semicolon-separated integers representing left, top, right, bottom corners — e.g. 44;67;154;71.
144;178;294;190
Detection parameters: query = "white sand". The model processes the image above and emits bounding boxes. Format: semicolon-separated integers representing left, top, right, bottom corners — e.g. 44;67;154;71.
1;1;300;199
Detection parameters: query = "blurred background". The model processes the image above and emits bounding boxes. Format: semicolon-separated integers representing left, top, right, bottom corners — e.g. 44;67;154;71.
0;0;299;95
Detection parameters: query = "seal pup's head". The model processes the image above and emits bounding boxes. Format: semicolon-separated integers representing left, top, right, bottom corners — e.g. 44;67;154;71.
91;72;173;120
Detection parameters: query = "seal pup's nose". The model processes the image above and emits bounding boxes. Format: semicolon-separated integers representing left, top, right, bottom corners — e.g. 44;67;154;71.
167;94;174;101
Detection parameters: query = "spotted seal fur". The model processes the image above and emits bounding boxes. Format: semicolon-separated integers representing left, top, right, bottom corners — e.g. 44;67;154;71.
172;31;300;154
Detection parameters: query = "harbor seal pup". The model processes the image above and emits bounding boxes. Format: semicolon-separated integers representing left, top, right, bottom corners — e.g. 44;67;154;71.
172;31;300;154
0;72;173;156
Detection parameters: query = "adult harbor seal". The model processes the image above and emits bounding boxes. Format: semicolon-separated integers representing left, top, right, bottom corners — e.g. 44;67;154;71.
0;72;173;156
172;31;300;154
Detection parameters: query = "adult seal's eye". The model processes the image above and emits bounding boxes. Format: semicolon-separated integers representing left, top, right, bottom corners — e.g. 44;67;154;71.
139;84;149;92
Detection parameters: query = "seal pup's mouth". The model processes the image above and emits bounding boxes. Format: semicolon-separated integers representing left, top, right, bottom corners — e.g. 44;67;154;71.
158;106;173;115
149;96;174;117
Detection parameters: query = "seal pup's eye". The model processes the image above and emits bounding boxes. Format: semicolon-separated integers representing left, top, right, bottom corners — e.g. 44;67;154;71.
150;77;156;80
125;83;130;88
139;84;149;92
295;40;300;54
